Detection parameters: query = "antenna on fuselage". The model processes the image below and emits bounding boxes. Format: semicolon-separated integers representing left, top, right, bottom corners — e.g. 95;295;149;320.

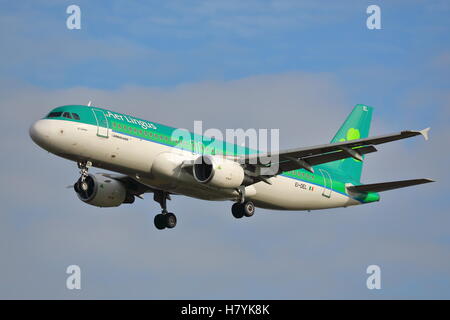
87;101;92;106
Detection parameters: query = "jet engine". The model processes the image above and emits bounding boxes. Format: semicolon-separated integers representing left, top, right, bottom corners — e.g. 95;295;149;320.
74;173;133;207
192;155;245;189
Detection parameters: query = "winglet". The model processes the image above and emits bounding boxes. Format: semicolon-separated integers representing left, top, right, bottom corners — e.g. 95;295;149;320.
420;127;430;141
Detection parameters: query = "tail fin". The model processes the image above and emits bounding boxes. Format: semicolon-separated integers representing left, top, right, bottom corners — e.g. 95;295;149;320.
323;104;373;182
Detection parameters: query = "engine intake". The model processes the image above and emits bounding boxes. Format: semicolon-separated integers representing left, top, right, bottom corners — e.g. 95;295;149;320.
74;173;130;207
193;155;245;189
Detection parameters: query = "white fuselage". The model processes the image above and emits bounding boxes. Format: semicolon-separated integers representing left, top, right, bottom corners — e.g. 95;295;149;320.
30;119;361;210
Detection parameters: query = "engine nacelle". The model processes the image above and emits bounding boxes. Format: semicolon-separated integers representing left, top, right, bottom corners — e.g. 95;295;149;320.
193;155;245;189
74;173;130;207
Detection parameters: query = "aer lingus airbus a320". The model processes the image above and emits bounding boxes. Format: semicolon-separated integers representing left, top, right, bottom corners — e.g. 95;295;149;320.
29;104;433;230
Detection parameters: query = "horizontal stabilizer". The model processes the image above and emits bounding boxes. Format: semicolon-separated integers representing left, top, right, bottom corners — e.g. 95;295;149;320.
347;178;434;193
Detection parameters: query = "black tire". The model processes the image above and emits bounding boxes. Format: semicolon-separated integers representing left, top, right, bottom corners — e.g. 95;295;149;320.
165;213;177;229
154;214;166;230
73;181;80;193
243;201;255;217
231;203;244;219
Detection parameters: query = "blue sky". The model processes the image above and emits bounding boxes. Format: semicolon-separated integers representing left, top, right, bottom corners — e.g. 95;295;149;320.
0;0;449;299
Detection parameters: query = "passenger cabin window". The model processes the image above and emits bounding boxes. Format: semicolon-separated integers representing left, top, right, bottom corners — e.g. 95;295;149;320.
47;112;62;118
63;112;72;119
72;113;80;120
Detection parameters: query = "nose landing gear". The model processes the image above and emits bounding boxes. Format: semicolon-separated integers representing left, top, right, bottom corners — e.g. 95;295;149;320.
77;160;92;179
153;191;177;230
74;161;92;193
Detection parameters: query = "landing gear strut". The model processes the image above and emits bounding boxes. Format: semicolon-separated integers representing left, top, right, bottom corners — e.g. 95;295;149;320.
77;161;92;180
232;201;255;219
153;191;177;230
75;161;92;193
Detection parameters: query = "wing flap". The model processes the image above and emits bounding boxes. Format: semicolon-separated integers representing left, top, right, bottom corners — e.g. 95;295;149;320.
347;178;434;193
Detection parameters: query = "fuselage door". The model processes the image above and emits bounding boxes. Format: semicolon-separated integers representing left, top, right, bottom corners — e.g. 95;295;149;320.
319;169;332;198
92;109;109;138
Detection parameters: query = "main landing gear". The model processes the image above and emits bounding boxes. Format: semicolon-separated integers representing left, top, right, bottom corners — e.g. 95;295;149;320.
153;191;177;230
231;186;256;219
231;201;255;219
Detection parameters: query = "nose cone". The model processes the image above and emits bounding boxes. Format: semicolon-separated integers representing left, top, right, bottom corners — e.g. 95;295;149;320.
29;119;51;148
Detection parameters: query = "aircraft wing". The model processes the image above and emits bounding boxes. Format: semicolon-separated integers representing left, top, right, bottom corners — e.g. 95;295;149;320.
241;128;430;175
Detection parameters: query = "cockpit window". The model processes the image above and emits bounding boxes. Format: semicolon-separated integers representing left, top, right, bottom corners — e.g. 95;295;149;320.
47;112;62;118
72;113;80;120
63;112;72;119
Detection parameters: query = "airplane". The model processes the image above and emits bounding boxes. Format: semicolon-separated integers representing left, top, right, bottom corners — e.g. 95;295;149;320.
29;104;434;230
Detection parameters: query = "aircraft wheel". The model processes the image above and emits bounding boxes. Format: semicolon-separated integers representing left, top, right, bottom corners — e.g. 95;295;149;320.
231;203;244;219
243;201;255;217
154;214;166;230
80;181;89;191
73;181;80;193
165;212;177;229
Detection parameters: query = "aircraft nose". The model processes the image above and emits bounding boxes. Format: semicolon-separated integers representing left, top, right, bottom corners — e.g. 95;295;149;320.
29;119;51;147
